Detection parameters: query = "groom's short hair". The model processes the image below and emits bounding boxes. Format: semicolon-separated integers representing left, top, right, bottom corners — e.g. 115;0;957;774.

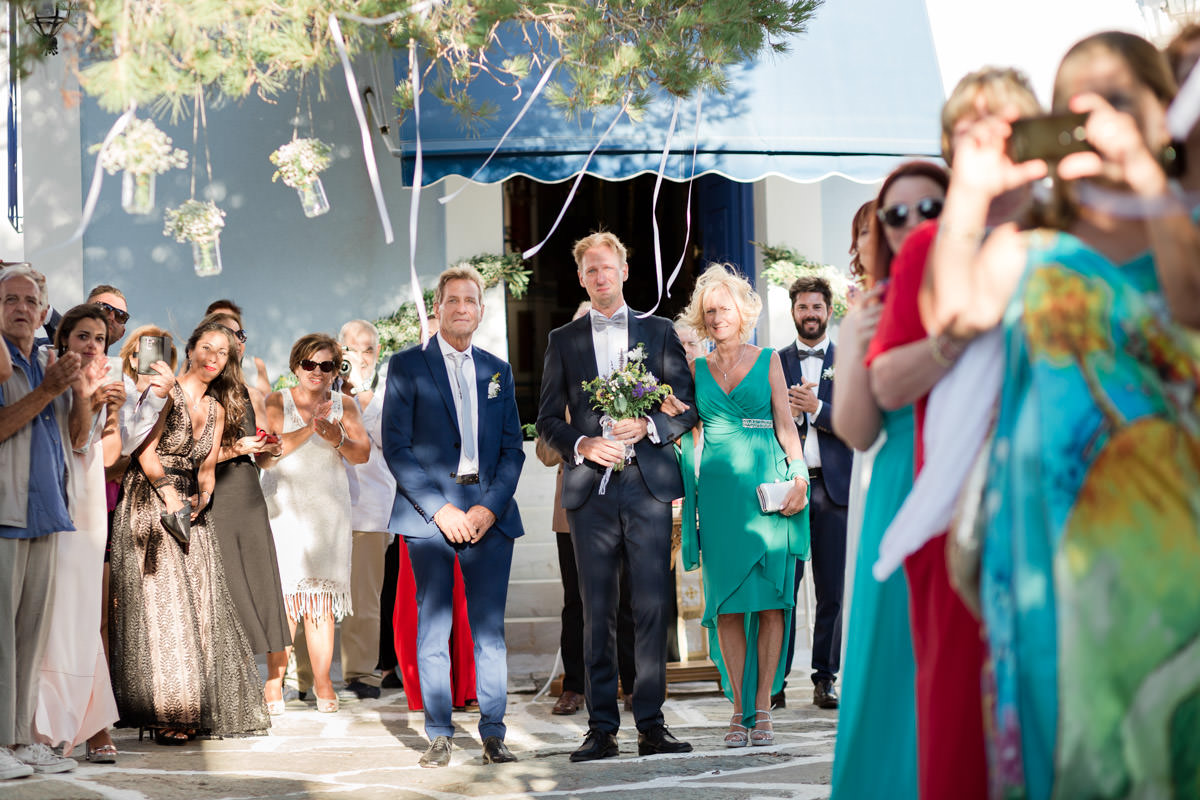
434;265;485;304
572;231;627;270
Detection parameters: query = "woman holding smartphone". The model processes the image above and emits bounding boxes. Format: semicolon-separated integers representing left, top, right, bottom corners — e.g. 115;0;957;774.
108;320;268;743
260;334;369;713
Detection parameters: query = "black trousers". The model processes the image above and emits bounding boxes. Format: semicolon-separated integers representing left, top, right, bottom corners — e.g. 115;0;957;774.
784;473;847;685
378;536;400;673
556;531;636;696
566;463;671;734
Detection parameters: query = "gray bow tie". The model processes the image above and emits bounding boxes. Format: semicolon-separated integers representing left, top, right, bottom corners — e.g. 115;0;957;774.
591;312;627;332
799;348;825;361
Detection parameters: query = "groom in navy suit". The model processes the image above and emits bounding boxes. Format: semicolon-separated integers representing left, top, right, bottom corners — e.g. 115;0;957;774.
777;275;852;710
383;266;525;768
537;231;697;762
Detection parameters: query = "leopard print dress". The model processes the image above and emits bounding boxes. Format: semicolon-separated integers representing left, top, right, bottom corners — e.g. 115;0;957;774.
108;385;268;735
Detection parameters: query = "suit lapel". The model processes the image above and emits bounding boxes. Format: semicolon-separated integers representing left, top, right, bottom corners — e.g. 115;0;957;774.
626;308;644;359
423;334;460;433
573;315;600;381
818;342;835;403
779;342;800;387
473;348;492;456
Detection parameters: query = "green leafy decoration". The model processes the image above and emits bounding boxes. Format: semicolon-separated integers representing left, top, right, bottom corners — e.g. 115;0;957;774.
753;240;860;319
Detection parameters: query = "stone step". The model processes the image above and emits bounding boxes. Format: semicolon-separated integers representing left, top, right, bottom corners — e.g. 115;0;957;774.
504;577;563;619
503;615;561;657
507;541;559;581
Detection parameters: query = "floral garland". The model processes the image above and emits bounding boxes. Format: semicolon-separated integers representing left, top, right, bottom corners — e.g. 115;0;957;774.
269;137;333;189
754;241;860;319
163;199;226;243
92;118;188;175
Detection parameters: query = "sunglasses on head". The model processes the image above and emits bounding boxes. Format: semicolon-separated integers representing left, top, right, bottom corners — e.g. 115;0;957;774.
97;302;130;325
299;359;336;373
877;196;944;229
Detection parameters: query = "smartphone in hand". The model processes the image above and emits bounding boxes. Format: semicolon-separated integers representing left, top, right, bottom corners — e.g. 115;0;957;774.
1007;112;1093;163
136;335;170;375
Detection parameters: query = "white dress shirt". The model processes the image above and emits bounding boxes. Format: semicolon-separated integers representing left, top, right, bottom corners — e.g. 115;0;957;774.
591;304;629;377
345;360;398;532
438;335;480;477
795;334;829;469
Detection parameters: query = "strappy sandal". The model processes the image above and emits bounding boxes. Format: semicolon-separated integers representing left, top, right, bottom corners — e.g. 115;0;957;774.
724;713;749;748
315;694;339;713
155;729;189;746
750;709;774;746
85;741;117;763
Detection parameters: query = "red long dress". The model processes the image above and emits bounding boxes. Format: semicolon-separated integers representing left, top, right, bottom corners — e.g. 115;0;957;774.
392;538;477;711
864;221;989;800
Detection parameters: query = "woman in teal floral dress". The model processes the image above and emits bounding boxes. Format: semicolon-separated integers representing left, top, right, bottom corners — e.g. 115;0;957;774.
926;32;1200;799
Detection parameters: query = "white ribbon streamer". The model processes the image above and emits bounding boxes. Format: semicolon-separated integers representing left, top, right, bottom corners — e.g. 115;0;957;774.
439;57;562;206
666;92;704;299
25;106;135;260
1168;55;1200;142
637;97;680;318
329;14;394;245
408;43;430;346
522;102;628;260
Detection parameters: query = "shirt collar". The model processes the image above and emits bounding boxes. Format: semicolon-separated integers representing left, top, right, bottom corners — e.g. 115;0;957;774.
590;304;629;324
796;335;830;353
437;334;472;360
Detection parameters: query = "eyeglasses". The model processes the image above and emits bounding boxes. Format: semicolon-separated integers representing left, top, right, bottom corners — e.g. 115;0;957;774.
230;329;247;343
298;359;336;373
877;196;944;229
97;302;130;325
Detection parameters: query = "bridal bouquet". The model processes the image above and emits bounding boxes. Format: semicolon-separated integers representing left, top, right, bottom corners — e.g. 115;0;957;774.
582;343;671;492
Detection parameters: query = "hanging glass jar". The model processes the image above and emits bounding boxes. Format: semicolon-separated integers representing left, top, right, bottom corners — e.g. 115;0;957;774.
121;170;156;215
192;236;223;277
296;176;330;218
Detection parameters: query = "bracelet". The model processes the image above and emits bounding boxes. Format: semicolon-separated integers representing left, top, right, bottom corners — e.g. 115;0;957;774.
334;424;346;450
936;222;984;245
929;334;957;367
151;476;171;489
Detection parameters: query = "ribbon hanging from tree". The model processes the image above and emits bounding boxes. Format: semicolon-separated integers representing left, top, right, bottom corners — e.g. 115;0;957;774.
637;96;681;318
407;42;430;345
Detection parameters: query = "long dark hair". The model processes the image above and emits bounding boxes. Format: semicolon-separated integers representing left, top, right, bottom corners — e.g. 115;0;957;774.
54;303;109;355
185;320;247;448
869;161;951;284
848;200;875;282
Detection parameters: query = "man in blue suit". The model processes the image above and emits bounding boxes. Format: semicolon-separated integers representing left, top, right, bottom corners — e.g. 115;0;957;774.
382;266;525;768
777;275;853;710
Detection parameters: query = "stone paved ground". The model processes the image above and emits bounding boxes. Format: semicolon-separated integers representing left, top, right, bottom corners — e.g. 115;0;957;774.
2;682;835;800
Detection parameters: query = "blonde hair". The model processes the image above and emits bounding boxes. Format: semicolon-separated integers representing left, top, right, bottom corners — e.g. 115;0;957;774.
119;325;177;379
433;265;485;304
941;67;1041;163
678;264;762;344
572;231;628;270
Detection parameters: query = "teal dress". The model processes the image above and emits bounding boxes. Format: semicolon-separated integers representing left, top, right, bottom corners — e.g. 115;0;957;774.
982;231;1200;799
680;349;810;728
830;408;918;799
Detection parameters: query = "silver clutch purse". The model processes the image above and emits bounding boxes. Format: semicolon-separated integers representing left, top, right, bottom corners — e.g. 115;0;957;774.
757;481;793;514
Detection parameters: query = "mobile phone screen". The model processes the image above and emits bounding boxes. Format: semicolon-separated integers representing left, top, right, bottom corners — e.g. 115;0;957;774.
136;335;167;375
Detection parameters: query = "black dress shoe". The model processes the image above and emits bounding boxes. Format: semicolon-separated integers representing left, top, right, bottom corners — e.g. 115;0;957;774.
570;729;619;762
813;679;839;709
637;725;693;756
482;736;517;764
770;690;786;710
345;680;381;700
380;671;403;690
419;736;452;768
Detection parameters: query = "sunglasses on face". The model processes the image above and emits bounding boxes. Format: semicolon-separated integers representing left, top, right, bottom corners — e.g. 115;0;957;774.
229;328;247;343
877;196;944;229
299;359;336;374
97;302;130;324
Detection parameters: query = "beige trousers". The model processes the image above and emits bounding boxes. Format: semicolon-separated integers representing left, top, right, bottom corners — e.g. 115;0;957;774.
0;534;57;745
294;531;389;689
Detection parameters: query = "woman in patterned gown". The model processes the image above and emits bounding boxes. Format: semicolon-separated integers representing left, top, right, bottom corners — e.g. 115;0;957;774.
108;321;269;743
926;32;1200;798
675;265;810;747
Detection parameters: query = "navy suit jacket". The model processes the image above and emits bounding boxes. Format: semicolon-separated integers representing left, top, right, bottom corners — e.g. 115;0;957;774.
382;335;525;540
536;311;697;510
778;340;852;506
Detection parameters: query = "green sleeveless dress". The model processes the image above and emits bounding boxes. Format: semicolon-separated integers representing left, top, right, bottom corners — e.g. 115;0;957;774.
680;348;810;727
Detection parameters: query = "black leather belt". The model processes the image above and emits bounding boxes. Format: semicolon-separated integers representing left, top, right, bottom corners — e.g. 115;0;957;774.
452;473;479;485
807;467;823;481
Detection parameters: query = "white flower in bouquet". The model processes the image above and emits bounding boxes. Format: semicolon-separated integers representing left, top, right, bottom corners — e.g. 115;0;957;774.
92;118;188;176
270;137;333;189
755;241;863;319
163;199;226;243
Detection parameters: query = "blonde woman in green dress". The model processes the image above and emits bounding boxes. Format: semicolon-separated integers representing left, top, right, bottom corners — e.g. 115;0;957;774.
672;265;811;747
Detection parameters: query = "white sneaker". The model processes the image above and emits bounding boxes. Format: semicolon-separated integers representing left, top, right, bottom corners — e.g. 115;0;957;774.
11;743;76;774
0;747;34;779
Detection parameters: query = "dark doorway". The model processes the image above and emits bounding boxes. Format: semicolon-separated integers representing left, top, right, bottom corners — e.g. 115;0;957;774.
503;173;754;423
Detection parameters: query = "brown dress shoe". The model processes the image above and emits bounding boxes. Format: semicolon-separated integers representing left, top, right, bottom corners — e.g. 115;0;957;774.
553;690;583;715
813;679;839;709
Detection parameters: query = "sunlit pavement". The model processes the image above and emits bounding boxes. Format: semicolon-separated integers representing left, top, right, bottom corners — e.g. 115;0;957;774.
4;679;836;800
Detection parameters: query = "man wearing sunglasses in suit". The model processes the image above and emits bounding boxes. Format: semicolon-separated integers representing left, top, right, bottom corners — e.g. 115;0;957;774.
777;275;853;711
382;265;525;769
86;285;129;353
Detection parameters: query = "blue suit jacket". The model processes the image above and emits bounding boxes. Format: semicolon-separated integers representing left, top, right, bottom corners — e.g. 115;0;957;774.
778;340;852;506
382;335;526;540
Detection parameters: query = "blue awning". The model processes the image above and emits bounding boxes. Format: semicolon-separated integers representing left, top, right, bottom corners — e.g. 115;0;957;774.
392;0;946;186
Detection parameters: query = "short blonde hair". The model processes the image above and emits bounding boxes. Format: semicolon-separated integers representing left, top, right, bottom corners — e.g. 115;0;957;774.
119;325;177;379
572;231;628;270
678;264;762;344
941;67;1041;163
434;265;485;304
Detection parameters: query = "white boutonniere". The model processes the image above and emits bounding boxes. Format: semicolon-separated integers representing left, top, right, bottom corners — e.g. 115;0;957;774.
488;372;501;399
822;366;835;381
